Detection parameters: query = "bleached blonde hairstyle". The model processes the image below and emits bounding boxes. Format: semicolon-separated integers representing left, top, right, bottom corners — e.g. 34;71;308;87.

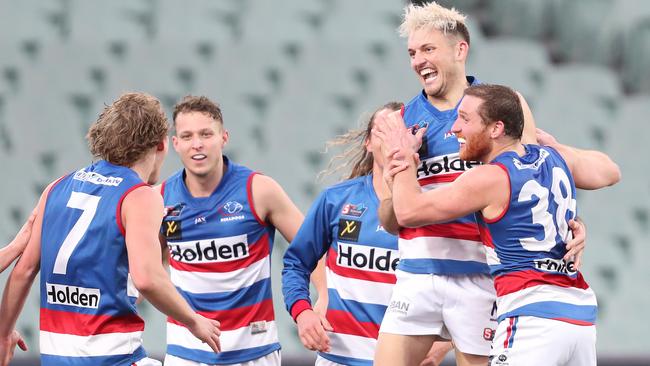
398;2;470;45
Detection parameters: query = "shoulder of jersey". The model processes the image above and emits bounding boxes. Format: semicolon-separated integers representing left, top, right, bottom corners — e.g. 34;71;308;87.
323;176;366;195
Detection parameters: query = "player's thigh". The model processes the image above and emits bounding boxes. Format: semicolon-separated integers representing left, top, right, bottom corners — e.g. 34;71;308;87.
443;274;497;357
374;333;441;366
454;349;488;366
379;270;449;338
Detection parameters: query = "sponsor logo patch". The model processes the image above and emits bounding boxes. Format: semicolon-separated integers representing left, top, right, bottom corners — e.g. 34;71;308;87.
165;203;185;217
338;219;361;242
337;243;399;273
46;283;100;309
341;203;367;218
169;234;249;263
73;170;123;186
162;220;182;240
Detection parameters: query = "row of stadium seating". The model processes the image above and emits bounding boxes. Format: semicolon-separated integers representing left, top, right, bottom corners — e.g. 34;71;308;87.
0;0;648;360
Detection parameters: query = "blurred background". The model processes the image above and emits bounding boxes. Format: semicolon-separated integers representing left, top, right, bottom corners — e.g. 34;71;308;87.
0;0;648;365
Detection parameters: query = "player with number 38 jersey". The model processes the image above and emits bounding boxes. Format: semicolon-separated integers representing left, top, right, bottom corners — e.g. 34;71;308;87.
377;84;620;366
477;146;597;326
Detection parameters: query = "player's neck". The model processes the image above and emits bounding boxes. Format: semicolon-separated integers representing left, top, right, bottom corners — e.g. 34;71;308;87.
426;76;469;111
184;159;226;198
485;140;525;163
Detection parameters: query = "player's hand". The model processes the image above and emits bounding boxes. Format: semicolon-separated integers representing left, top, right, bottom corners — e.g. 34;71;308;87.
313;298;333;332
11;208;37;252
296;309;331;352
373;110;424;162
187;314;221;353
419;340;453;366
535;128;558;146
0;330;28;366
564;219;586;270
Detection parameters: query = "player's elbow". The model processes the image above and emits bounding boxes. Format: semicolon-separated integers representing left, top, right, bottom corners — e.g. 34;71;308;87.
605;163;622;186
12;261;39;283
394;207;422;228
130;271;157;295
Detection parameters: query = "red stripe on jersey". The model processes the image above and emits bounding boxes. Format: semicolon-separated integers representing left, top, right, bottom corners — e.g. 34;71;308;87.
169;234;270;273
418;172;463;186
327;247;397;284
494;270;590;297
552;317;593;326
477;224;495;249
116;183;149;236
167;299;275;331
40;308;144;336
399;222;481;242
326;309;379;339
247;172;267;226
503;317;515;349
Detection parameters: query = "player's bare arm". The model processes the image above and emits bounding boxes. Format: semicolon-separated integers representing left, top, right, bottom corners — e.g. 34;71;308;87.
0;208;36;273
250;174;303;242
0;183;51;366
391;158;506;227
537;128;621;189
518;92;538;145
122;186;222;353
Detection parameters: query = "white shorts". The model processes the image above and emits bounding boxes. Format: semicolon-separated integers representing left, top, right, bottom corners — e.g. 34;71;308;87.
315;355;345;366
379;270;497;356
134;357;162;366
489;316;596;366
164;350;281;366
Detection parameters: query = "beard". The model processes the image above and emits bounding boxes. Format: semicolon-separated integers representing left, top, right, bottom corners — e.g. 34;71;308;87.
458;127;492;162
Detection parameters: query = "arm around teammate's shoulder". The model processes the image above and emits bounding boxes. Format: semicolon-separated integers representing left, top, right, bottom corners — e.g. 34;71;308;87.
518;92;538;145
536;128;621;189
122;186;222;353
393;163;505;227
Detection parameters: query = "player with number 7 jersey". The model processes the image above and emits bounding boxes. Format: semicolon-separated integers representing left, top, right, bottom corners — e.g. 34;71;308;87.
0;93;221;366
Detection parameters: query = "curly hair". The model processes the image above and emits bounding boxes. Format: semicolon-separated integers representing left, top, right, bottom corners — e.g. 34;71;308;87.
87;92;169;166
321;101;403;181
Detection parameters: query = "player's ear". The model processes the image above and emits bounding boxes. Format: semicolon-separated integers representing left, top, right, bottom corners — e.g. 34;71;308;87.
222;129;230;146
491;121;505;138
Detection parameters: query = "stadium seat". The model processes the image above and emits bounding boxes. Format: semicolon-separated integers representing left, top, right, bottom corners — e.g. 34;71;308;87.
482;0;552;40
467;38;549;100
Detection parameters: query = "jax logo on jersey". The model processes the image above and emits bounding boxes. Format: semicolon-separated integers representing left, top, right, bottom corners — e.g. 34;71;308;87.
533;258;577;275
218;201;245;222
416;153;481;180
46;283;101;309
444;130;454;139
337;243;399;273
341;203;367;218
169;234;249;263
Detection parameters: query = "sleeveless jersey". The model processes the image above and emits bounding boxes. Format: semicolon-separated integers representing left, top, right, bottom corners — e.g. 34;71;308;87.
283;175;398;366
40;160;148;366
476;144;597;325
161;157;278;364
398;77;489;275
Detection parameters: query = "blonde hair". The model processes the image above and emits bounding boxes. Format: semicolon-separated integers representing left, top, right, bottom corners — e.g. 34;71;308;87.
398;2;470;45
87;92;169;166
321;102;403;181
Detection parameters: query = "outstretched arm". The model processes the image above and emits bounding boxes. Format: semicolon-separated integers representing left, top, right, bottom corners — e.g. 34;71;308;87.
518;92;538;145
537;128;621;189
123;186;221;353
0;208;36;273
0;185;50;366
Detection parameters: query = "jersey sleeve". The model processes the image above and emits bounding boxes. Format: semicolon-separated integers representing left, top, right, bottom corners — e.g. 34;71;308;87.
281;190;333;318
